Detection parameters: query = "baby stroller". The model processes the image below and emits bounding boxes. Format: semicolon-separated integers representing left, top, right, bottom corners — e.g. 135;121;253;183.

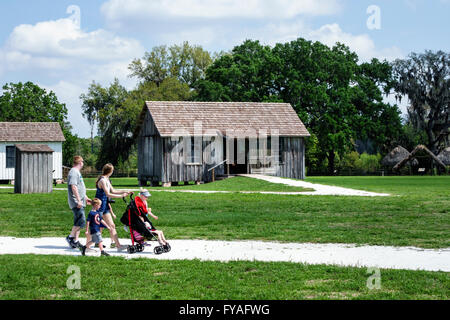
120;194;171;255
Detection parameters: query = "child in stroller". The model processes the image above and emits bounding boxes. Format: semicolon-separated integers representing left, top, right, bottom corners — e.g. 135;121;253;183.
120;190;170;255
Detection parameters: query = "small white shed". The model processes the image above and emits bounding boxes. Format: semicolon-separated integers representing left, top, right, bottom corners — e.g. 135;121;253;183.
0;122;65;182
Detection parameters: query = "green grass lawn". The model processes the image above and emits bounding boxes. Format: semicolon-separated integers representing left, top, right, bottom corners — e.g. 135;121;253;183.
0;255;448;300
0;176;449;300
0;176;449;248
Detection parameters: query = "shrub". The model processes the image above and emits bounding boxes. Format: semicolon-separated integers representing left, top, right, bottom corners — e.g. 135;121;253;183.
355;153;381;173
336;151;382;174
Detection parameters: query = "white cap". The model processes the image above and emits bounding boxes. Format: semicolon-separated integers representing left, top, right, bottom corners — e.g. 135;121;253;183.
140;190;151;197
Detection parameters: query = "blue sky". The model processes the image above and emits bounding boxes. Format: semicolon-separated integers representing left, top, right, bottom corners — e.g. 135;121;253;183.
0;0;449;138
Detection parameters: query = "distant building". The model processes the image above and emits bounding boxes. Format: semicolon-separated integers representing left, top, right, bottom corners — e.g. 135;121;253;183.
135;101;310;186
0;122;65;182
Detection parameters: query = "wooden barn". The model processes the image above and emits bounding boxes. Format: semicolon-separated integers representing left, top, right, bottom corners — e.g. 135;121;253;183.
135;101;310;186
0;122;65;182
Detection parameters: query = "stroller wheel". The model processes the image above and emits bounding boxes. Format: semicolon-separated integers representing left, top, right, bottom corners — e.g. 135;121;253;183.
154;246;164;255
163;243;171;253
136;244;145;252
127;245;136;254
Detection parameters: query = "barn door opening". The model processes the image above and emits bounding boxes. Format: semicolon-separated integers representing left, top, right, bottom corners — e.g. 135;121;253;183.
225;137;248;174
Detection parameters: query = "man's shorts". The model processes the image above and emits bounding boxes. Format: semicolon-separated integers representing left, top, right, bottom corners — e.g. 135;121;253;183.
91;232;103;244
72;207;86;228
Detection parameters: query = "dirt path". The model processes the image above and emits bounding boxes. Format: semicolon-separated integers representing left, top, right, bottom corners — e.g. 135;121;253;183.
0;237;448;272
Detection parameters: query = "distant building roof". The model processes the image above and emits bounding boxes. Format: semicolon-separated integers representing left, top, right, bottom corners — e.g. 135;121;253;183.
0;122;65;142
437;147;450;165
382;146;412;167
140;101;310;138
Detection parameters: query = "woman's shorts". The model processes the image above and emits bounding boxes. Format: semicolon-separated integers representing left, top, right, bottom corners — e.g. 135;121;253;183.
99;211;112;229
101;210;111;217
72;207;86;228
91;232;103;244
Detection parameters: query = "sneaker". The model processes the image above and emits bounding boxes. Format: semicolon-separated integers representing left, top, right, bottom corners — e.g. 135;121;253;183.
116;245;126;251
101;251;110;257
66;236;76;249
74;241;83;249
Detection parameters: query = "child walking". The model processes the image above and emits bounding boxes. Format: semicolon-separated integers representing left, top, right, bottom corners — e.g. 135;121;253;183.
80;198;111;257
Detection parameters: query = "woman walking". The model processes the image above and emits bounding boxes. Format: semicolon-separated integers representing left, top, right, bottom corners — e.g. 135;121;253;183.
95;163;132;250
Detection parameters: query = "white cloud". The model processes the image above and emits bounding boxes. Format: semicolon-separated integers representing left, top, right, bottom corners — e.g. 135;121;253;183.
100;0;401;63
241;20;310;47
0;14;145;137
307;23;404;62
2;17;143;72
162;20;404;62
102;0;341;25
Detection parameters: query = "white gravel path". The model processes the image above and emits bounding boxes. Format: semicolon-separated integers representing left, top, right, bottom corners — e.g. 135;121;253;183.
239;174;391;196
0;237;448;272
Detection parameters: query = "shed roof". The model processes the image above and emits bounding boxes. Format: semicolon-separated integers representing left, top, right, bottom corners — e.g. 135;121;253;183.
0;122;65;142
141;101;310;137
437;147;450;165
381;146;418;167
15;144;54;153
393;144;446;171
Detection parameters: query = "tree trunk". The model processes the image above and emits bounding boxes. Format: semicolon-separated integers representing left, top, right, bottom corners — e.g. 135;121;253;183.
327;151;336;175
426;118;438;154
91;125;94;154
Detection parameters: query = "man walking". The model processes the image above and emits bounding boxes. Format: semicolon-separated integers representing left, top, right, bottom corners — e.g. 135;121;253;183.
66;156;91;249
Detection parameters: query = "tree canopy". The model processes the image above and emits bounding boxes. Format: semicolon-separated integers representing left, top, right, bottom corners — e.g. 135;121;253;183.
195;39;402;173
0;82;67;124
128;41;213;88
0;81;77;166
392;50;449;154
80;77;192;169
81;41;207;169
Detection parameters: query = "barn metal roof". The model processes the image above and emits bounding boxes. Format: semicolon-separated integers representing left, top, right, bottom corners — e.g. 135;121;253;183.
141;101;310;138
